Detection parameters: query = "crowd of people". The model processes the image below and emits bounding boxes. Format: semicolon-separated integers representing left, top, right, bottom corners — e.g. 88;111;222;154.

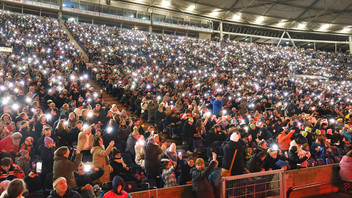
0;9;351;198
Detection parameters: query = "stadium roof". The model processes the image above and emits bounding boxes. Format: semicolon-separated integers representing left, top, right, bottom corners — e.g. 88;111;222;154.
121;0;352;34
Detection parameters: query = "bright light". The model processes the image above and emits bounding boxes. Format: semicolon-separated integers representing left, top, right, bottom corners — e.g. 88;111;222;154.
83;164;92;172
205;112;211;117
255;16;265;24
107;127;113;133
45;114;52;120
12;103;19;110
297;22;306;29
162;0;171;6
88;112;93;118
233;13;241;20
187;5;195;11
25;97;32;103
272;144;279;151
210;10;219;16
319;24;330;31
342;27;351;32
277;20;286;27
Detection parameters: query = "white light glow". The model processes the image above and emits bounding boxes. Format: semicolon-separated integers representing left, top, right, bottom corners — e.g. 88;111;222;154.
255;16;265;24
233;13;241;20
187;5;195;11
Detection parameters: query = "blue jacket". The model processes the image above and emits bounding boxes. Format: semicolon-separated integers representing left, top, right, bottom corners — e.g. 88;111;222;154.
342;130;352;143
210;99;224;117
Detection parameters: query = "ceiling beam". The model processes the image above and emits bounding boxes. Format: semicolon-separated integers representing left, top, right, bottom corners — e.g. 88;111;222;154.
293;0;322;22
221;0;240;20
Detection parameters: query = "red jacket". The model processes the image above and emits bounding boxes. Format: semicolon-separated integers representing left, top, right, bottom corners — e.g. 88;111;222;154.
0;135;19;153
277;131;294;151
103;190;130;198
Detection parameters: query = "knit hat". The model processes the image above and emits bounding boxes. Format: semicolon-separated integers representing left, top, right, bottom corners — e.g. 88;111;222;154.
112;176;125;195
301;131;308;137
53;177;66;188
11;132;22;140
315;129;321;135
305;127;312;132
169;143;176;153
44;137;54;147
327;129;333;135
320;130;326;135
322;119;328;125
188;117;194;122
249;124;256;129
195;158;204;164
230;133;239;142
19;150;29;157
54;146;68;157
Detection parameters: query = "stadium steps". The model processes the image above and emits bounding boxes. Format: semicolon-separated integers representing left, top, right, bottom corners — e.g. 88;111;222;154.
60;23;89;62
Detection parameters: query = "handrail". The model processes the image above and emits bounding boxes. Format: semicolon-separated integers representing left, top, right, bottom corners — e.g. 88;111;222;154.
221;169;284;181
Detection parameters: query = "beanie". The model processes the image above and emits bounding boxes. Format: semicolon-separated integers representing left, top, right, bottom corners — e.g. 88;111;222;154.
250;124;256;129
230;133;239;142
54;146;68;157
320;130;326;135
188;117;194;122
44;137;54;147
169;143;176;153
302;131;308;137
327;129;333;135
53;177;66;188
315;129;321;135
19;150;29;157
305;127;312;132
195;158;204;164
11;132;22;140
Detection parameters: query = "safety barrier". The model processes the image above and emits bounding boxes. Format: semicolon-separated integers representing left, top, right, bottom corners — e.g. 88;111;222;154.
220;170;285;198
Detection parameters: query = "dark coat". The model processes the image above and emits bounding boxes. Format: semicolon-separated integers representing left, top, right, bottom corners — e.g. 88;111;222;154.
247;154;264;173
178;161;193;185
74;168;104;193
221;139;246;175
47;188;82;198
125;133;137;158
144;142;163;178
288;152;308;170
40;146;54;176
53;153;82;188
191;160;218;198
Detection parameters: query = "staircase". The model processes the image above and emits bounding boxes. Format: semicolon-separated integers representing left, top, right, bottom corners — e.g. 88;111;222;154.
60;23;89;62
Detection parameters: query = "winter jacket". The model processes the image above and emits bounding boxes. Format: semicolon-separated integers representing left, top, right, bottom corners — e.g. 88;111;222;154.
47;188;82;198
53;153;82;188
178;161;193;185
277;131;294;151
221;139;246;175
74;168;104;193
247;154;264;173
339;155;352;181
0;135;19;153
191;160;218;198
77;126;94;152
39;146;54;176
134;144;145;169
210;99;224;117
288;152;307;170
144;142;163;178
91;144;114;184
103;190;131;198
125;134;137;159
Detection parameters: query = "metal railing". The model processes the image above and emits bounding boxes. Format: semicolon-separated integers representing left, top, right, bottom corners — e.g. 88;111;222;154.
220;170;285;198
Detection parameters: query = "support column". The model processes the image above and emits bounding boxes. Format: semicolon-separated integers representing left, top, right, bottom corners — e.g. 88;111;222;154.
162;28;164;35
21;6;23;14
286;32;296;48
277;31;285;47
250;36;252;42
2;2;4;11
219;21;223;40
349;36;352;54
335;43;337;53
314;42;316;50
148;26;152;33
92;18;94;24
58;0;63;19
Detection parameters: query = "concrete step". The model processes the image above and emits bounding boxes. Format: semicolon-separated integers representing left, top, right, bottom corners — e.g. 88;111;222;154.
60;23;89;62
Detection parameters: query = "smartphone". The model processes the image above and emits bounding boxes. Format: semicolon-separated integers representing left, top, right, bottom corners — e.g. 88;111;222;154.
36;162;42;174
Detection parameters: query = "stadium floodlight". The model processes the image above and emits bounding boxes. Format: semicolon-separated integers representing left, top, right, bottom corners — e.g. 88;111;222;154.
319;24;329;31
342;27;351;32
277;20;286;27
210;10;219;16
255;16;265;24
187;5;195;11
233;13;241;21
162;0;171;6
297;22;306;29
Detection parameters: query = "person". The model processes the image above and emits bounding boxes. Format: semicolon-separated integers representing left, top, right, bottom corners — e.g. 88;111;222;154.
191;152;218;198
110;148;134;182
90;137;114;184
221;133;246;175
134;136;145;169
0;179;26;198
161;159;177;188
15;150;30;175
247;151;267;173
102;176;132;198
0;132;22;156
74;163;104;198
339;150;352;182
0;157;25;182
77;125;95;162
177;157;194;185
161;143;177;163
210;97;224;117
288;146;310;170
48;177;82;198
144;136;167;179
277;129;294;151
53;146;82;188
39;137;55;186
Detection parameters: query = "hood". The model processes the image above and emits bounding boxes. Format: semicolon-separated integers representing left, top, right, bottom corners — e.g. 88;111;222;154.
112;176;125;195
